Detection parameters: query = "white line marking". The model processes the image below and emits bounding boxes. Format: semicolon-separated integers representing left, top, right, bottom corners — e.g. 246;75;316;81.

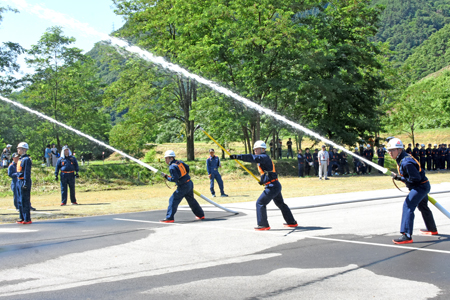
0;228;38;233
306;236;450;254
114;218;450;255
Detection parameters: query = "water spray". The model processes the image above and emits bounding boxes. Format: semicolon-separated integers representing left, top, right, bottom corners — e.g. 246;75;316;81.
194;125;261;184
0;95;238;214
5;0;449;219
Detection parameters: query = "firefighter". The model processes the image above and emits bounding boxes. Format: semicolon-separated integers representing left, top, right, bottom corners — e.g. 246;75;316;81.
376;145;386;174
363;144;374;174
340;150;349;175
388;138;438;244
406;143;412;155
206;149;228;197
160;150;205;223
230;141;297;230
353;147;359;174
313;149;319;177
419;144;426;170
55;146;79;206
16;142;32;224
412;143;420;161
304;148;313;176
432;144;439;171
8;153;19;211
297;149;305;178
426;143;432;171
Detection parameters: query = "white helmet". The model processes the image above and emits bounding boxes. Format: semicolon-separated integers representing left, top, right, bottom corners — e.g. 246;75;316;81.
386;138;403;150
421;144;425;147
164;150;176;158
6;144;11;148
253;140;267;150
17;142;29;149
367;144;371;148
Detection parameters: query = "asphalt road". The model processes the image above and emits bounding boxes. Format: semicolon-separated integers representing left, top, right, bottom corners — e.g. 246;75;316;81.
1;185;450;299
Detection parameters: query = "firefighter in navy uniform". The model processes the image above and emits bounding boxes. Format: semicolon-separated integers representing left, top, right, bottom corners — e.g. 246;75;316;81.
363;144;374;174
419;144;426;170
412;143;420;161
297;149;305;177
313;149;319;176
388;138;438;244
405;143;412;155
304;148;313;176
8;153;19;211
55;146;79;206
432;144;439;170
160;150;205;223
16;142;32;224
439;144;446;170
376;145;386;174
353;147;359;174
230;141;297;230
426;144;432;171
206;149;228;197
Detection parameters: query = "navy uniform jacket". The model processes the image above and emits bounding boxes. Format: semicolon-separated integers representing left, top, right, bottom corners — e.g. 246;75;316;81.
406;147;412;154
313;153;318;163
17;154;32;186
363;149;373;160
396;151;428;190
340;152;347;164
235;153;277;185
330;152;339;162
55;155;79;176
8;162;18;185
206;155;221;175
297;153;305;164
305;152;312;164
426;147;432;157
353;151;360;162
432;148;439;159
412;147;420;160
419;148;426;160
166;160;191;186
377;148;385;159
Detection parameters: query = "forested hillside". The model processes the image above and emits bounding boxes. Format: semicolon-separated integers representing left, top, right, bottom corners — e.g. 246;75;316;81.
373;0;450;64
404;23;450;81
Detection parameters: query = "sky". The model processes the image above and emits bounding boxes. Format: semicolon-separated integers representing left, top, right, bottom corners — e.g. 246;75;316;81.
1;0;126;74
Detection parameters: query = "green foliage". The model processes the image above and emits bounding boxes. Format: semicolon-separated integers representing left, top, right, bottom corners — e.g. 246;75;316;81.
404;23;450;81
386;68;450;143
373;0;450;64
143;148;156;163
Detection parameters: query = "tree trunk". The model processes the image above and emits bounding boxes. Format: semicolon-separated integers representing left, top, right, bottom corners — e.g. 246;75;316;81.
178;76;196;161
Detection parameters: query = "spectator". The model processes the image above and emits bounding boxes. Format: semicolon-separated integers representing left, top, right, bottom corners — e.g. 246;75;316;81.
340;150;349;175
432;144;439;171
304;148;313;176
51;144;58;167
16;142;32;224
313;149;319;177
297;149;304;178
328;148;339;176
318;145;329;180
377;145;386;174
439;144;446;170
356;161;367;175
363;144;374;174
2;144;12;167
8;153;19;211
353;147;360;174
405;143;412;155
277;139;282;159
44;144;52;167
286;138;293;159
412;143;420;161
419;144;426;170
426;144;432;171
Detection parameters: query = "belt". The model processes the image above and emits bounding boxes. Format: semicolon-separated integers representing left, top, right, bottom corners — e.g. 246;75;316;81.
19;177;24;180
265;178;278;185
61;171;74;173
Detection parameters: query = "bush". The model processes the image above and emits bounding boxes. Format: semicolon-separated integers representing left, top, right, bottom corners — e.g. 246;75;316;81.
143;149;156;163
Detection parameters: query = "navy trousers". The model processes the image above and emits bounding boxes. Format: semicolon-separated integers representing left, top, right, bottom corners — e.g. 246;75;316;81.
209;171;225;196
298;163;304;177
378;158;384;174
166;180;204;220
61;174;77;204
11;182;18;209
17;180;31;222
256;180;296;227
400;182;437;235
426;157;431;171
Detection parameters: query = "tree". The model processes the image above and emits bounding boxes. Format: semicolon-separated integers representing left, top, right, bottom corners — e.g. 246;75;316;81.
0;6;24;95
19;27;110;156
